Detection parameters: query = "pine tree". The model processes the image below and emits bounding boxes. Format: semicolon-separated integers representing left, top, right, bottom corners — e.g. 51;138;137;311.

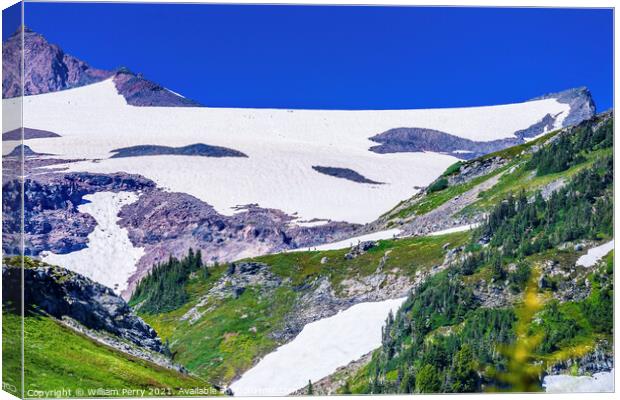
415;364;441;393
450;344;479;392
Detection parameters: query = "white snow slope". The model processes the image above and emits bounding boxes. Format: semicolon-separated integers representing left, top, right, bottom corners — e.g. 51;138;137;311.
288;228;402;252
576;240;614;268
41;191;144;294
11;78;570;224
543;369;614;393
229;297;407;396
428;223;480;236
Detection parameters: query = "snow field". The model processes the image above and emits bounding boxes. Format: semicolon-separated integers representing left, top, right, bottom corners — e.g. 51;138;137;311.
12;79;569;224
41;191;144;293
576;240;614;268
543;369;614;393
229;297;407;396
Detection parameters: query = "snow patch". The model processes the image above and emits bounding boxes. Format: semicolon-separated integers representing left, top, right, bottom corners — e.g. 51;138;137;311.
165;87;185;98
543;369;614;393
292;219;331;228
289;228;402;252
41;191;144;293
576;240;614;268
427;223;480;236
229;297;406;396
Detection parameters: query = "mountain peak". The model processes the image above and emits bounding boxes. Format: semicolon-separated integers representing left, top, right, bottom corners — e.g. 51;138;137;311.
530;86;596;128
2;27;201;107
2;26;113;98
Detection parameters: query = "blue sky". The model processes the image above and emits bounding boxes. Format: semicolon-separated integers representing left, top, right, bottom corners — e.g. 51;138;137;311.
6;3;615;110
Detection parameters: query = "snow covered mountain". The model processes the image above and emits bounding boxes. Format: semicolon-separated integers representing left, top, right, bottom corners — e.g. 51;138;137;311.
2;27;596;293
10;76;593;223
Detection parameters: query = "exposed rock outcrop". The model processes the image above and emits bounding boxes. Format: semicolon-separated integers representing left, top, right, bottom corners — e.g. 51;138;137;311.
273;243;461;343
344;240;377;259
110;143;248;159
4;168;358;298
2;127;62;141
2;27;201;107
290;352;373;395
547;341;613;376
369;127;519;160
2;172;154;257
2;259;163;353
514;113;559;140
312;165;384;184
112;68;201;107
118;189;359;295
368;88;595;160
533;87;596;128
445;156;507;186
2;26;112;98
180;261;283;324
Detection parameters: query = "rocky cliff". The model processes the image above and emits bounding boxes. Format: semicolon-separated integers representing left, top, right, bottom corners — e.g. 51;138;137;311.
2;26;112;98
3;172;155;257
3;258;163;353
533;86;596;128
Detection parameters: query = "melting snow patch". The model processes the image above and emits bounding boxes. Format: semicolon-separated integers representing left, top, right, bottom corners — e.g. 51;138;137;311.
41;191;144;293
289;228;402;252
543;369;614;393
428;223;480;236
292;219;331;228
576;240;614;268
229;297;406;396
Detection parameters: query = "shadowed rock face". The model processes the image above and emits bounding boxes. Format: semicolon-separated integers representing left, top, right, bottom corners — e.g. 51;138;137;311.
514;113;559;140
312;165;384;184
2;261;164;353
2;26;113;98
110;143;247;158
2;172;155;257
368;128;519;160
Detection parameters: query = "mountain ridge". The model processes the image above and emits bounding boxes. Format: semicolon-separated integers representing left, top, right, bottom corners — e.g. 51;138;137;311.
2;26;200;106
3;27;596;115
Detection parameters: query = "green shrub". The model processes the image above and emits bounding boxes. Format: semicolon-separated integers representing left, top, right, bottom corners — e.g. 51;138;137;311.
427;178;449;193
442;161;463;176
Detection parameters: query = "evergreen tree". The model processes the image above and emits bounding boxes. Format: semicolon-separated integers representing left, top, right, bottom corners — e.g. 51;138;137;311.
130;248;207;314
450;345;479;392
399;370;415;393
415;365;441;393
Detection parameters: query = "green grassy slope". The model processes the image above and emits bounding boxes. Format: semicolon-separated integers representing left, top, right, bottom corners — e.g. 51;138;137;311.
379;129;559;223
2;313;214;397
381;114;612;227
134;112;612;392
136;232;469;385
341;113;614;394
